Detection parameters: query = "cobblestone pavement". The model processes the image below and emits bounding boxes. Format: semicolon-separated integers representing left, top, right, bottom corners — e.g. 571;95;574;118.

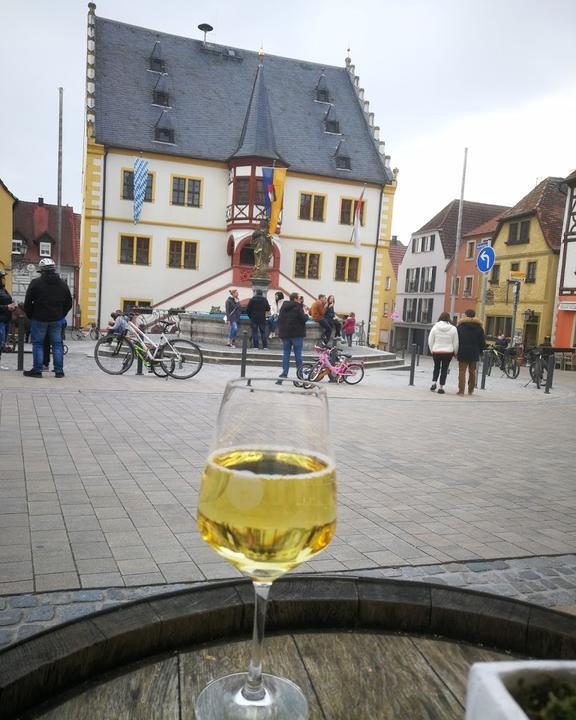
1;341;575;649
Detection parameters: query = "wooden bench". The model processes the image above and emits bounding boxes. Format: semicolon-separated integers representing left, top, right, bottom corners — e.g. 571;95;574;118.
1;576;575;719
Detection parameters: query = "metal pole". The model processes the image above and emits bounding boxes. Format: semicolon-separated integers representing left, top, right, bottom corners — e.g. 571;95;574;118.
409;342;417;386
240;331;248;378
450;147;468;318
479;271;488;324
510;280;520;346
17;317;25;371
56;87;63;275
544;353;555;394
480;349;489;390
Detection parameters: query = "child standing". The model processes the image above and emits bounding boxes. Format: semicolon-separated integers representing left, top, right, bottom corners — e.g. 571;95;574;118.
343;312;356;347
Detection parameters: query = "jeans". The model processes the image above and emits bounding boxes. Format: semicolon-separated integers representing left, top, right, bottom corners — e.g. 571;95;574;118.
0;322;7;354
318;319;332;342
31;319;64;373
345;333;353;347
281;337;304;376
228;320;238;343
458;361;477;394
251;321;267;349
432;354;453;385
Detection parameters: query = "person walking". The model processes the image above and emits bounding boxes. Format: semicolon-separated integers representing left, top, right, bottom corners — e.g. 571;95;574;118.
23;258;72;378
225;288;241;348
343;312;356;347
0;270;16;370
456;309;486;395
246;288;270;350
427;312;459;394
276;291;308;382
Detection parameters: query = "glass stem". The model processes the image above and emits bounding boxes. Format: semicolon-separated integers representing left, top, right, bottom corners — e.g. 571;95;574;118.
242;581;271;702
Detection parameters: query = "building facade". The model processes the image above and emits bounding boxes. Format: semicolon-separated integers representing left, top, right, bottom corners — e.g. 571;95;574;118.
485;177;565;345
375;236;405;349
394;200;507;352
11;199;81;322
0;179;17;285
553;169;576;347
80;7;397;343
444;213;507;319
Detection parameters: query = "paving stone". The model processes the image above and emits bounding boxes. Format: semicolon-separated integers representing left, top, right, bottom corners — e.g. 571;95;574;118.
0;609;22;626
27;605;55;622
9;595;38;608
0;628;14;646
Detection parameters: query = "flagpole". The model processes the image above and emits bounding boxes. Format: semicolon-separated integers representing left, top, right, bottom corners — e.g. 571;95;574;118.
449;147;468;318
56;87;63;275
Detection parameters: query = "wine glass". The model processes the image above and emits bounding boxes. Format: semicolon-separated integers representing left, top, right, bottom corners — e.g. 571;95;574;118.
195;377;337;720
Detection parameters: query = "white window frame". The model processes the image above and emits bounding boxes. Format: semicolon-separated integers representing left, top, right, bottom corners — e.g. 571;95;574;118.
385;276;391;290
463;275;473;297
39;242;52;257
12;239;23;254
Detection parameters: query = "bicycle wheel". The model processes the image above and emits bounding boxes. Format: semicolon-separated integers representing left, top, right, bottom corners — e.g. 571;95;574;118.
94;335;135;375
89;327;100;341
63;344;68;356
71;329;84;341
343;363;365;385
150;357;174;377
510;358;520;379
158;338;203;379
503;357;518;379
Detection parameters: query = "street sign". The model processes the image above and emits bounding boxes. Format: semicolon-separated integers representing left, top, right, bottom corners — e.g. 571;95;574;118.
476;241;490;250
476;246;495;273
509;271;526;280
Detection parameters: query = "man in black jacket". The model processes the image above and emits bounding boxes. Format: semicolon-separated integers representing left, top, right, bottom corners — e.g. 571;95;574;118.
23;258;72;378
276;292;308;382
456;309;486;395
246;288;271;350
0;270;16;370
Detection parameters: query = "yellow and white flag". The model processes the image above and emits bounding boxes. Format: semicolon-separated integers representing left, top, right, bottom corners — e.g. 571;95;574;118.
269;168;287;234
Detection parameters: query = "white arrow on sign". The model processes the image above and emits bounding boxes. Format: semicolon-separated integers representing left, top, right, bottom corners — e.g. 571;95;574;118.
476;246;495;273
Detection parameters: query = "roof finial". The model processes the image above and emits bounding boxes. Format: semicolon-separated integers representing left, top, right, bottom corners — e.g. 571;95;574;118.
345;46;351;66
258;45;265;65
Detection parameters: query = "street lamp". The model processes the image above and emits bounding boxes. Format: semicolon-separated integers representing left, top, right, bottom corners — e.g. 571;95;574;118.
522;308;535;347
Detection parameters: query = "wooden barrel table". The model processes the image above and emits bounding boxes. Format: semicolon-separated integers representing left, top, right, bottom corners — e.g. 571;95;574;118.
1;576;575;719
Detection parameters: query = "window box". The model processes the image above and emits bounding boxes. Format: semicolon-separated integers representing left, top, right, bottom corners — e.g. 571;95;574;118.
465;661;576;720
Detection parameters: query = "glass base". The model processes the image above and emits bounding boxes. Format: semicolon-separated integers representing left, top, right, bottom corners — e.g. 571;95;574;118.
194;672;309;720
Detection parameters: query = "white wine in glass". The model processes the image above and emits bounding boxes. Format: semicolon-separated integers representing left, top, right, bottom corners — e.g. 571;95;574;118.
195;378;337;720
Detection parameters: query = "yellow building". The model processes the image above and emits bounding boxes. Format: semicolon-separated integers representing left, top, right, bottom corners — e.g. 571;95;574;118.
367;177;402;348
484;177;565;346
0;179;18;289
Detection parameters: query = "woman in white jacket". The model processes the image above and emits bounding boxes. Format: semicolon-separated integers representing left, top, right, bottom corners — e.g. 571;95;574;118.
427;312;459;394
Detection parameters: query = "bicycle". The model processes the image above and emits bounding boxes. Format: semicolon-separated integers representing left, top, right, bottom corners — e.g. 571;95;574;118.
485;346;520;379
298;344;365;385
524;346;547;389
147;308;184;336
93;313;203;379
71;323;100;341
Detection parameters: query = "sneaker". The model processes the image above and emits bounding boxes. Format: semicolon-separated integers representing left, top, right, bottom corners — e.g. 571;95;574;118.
430;383;437;392
275;373;287;385
23;369;42;378
437;388;445;394
0;365;9;371
55;372;65;378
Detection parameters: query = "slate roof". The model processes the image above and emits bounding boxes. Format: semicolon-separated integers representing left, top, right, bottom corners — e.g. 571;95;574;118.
415;200;509;258
499;177;566;251
231;63;283;163
13;201;81;267
94;16;390;184
388;240;407;279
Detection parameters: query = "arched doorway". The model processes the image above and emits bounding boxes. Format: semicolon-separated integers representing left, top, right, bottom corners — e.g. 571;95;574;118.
232;235;280;287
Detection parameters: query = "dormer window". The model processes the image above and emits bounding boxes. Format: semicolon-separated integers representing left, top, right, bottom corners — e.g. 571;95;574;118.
153;90;170;106
149;41;165;73
325;120;340;134
316;89;329;103
155;127;174;143
335;156;351;170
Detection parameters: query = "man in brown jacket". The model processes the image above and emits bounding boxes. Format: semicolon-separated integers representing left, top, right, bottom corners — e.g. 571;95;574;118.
309;294;332;344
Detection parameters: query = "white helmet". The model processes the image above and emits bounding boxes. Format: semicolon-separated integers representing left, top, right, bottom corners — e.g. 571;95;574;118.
38;258;56;271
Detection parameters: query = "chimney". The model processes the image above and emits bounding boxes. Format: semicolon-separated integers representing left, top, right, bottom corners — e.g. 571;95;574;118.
38;197;44;206
391;235;398;246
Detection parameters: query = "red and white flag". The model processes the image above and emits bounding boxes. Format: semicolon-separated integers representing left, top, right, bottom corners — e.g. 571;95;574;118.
351;187;365;248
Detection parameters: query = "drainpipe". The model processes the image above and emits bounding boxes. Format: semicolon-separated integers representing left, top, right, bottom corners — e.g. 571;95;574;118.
367;186;384;346
96;149;108;329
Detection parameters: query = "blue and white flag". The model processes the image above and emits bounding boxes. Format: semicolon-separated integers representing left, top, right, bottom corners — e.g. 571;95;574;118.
133;157;149;224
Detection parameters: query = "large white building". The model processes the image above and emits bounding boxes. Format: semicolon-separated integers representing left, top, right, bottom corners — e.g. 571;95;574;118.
80;6;398;344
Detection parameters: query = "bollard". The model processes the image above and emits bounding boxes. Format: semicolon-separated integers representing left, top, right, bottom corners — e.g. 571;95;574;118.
17;316;25;370
480;349;489;390
416;349;420;367
409;342;417;386
240;331;248;378
544;353;555;394
136;349;143;375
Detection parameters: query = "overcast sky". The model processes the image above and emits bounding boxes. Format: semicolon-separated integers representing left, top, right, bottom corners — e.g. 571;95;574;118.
1;0;575;244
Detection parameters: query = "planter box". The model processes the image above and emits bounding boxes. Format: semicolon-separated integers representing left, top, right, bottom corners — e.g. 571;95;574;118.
465;661;576;720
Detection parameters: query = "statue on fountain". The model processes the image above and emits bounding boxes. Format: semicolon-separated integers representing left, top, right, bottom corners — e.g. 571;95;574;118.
251;220;273;279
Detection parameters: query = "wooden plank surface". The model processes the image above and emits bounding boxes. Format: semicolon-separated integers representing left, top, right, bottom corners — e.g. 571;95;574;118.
27;632;519;720
179;634;326;719
32;656;179;720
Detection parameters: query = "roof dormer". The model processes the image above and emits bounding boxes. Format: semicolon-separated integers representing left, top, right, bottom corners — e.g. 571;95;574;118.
315;70;330;103
154;111;175;144
149;41;165;73
324;105;340;135
153;74;171;107
334;139;351;170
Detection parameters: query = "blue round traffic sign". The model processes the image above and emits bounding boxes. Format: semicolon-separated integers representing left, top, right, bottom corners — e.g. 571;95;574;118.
476;246;495;273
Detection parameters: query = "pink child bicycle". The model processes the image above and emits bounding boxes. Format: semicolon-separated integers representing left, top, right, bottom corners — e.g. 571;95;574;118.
297;345;365;385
